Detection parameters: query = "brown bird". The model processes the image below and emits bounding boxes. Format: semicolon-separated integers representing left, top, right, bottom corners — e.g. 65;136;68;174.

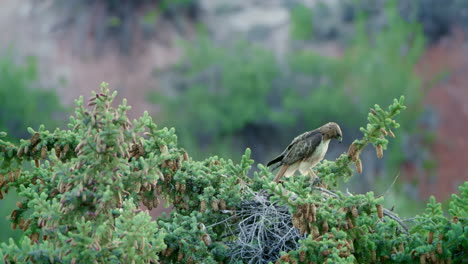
267;122;342;183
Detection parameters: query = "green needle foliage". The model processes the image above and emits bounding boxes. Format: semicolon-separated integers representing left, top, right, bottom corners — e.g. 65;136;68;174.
0;85;466;263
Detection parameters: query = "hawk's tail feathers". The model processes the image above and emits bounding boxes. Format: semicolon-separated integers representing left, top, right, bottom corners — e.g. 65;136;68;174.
270;163;282;171
273;165;289;183
266;155;283;167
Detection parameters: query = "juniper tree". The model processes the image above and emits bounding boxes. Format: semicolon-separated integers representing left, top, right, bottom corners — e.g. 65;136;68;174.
0;84;466;263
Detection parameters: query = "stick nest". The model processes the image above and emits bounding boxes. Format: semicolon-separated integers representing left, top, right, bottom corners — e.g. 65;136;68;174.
219;191;305;264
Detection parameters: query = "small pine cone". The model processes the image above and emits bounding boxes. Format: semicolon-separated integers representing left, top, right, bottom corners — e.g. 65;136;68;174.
30;232;39;242
211;199;219;212
351;206;358;218
134;240;138;250
16;201;23;208
311;225;319;238
202;234;212;246
371;250;376;262
355;159;363;173
339;251;350;258
63;144;70;155
156;184;162;194
200;201;207;213
156;170;164;182
377;204;383;219
177;252;184;262
11;222;17;230
23;219;31;230
219;199;227;211
321;250;331;256
175;182;180;192
10;209;18;220
311;213;316;223
183;151;189;161
40;146;47;159
180;184;186;194
380;128;388;136
18;218;25;230
176;159;182;170
310;204;316;219
376;145;383;159
388;129;395;138
420;254;427;264
399;243;404;252
300;251;306;262
280;254;291;262
428;231;434;244
138;144;145;156
292;215;301;229
347;218;354;229
347;143;360;162
55;144;61;158
165;248;174;257
174;195;182;204
430;251;437;262
159;145;168;155
30;133;40;147
170;160;178;171
370;108;377;115
437;242;442;254
74;141;84;153
322;221;329;233
17;146;24;158
181;203;189;210
165;173;172;183
299;222;307;235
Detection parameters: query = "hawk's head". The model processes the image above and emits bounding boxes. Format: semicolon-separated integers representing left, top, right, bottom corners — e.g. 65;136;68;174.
320;122;343;142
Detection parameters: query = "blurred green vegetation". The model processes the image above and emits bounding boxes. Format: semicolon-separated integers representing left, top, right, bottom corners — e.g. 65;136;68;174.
0;53;63;140
154;3;424;161
0;51;63;244
152;2;428;216
151;37;281;158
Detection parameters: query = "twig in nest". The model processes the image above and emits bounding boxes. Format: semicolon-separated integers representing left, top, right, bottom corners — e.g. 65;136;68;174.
213;191;305;264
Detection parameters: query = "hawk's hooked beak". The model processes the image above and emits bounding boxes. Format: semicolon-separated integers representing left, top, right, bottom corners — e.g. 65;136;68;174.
337;134;343;142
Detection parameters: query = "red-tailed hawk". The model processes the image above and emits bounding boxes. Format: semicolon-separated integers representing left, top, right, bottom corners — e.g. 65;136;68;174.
267;122;342;182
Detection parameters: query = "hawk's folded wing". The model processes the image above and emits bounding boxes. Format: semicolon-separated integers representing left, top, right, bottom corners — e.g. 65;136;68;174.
282;132;323;165
267;130;322;168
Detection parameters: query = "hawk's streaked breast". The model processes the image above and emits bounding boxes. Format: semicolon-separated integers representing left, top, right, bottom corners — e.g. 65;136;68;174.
298;139;330;175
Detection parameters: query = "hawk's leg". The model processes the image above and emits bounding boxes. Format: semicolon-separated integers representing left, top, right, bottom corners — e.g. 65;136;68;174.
308;168;317;181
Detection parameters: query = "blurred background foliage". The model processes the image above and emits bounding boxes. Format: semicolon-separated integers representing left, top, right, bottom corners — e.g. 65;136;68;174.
150;36;281;159
153;2;426;172
149;2;432;220
0;52;63;140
